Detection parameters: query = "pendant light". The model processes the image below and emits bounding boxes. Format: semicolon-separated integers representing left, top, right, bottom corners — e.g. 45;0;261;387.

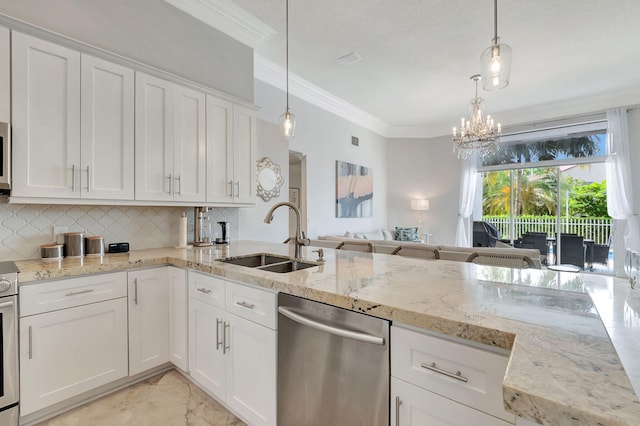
279;0;296;139
480;0;512;90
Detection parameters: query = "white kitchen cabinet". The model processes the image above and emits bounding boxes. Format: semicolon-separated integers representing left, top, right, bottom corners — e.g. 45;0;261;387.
12;31;81;198
188;271;276;426
168;267;188;372
135;72;205;202
12;32;135;200
391;324;515;425
80;54;135;199
206;95;256;204
0;25;9;123
391;377;512;426
19;274;128;416
128;268;170;376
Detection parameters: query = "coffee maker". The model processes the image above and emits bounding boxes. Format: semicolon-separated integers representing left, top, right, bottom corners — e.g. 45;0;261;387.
194;207;213;247
216;221;230;245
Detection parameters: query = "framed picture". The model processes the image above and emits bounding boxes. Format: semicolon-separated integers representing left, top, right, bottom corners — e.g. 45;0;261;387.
336;160;373;218
289;188;300;208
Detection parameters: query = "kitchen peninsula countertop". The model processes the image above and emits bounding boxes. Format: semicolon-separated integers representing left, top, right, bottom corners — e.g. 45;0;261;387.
14;241;640;425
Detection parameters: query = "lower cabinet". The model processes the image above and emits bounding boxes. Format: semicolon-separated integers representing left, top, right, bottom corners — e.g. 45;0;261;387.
188;271;276;426
19;273;129;416
168;266;188;372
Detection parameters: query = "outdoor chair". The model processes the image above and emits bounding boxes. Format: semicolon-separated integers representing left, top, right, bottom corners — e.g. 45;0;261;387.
473;221;501;247
555;234;585;269
335;241;374;253
391;245;439;259
521;232;549;265
467;252;538;269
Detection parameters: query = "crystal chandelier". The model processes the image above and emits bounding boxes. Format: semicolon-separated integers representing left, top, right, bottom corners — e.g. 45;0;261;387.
480;0;512;90
279;0;296;139
452;75;501;160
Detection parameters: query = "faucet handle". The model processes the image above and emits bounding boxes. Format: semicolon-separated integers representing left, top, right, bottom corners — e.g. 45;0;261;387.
312;248;325;262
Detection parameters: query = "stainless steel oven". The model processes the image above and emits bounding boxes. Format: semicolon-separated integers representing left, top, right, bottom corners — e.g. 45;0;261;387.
0;262;19;425
0;122;10;190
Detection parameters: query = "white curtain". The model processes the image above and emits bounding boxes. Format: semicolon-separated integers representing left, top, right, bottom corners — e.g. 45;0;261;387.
605;108;640;253
454;157;477;246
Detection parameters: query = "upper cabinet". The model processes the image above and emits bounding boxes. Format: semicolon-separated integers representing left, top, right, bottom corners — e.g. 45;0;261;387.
206;95;256;205
135;72;205;203
12;32;135;200
0;26;9;124
12;32;81;198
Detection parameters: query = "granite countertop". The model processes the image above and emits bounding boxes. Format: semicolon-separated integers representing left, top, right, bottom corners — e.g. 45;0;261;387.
15;241;640;426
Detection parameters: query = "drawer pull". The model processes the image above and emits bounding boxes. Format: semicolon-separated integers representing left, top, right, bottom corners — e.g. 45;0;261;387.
395;396;402;425
28;326;33;360
420;362;469;383
65;288;94;297
236;301;255;310
197;287;212;294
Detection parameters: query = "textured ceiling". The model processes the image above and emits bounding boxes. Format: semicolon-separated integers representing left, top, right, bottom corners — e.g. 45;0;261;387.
232;0;640;136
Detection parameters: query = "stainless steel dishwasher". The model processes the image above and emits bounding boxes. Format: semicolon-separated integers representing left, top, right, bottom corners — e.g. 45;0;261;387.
277;293;389;426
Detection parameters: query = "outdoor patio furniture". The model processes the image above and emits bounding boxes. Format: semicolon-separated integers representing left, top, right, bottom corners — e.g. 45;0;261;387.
521;232;549;265
473;221;501;247
554;234;585;269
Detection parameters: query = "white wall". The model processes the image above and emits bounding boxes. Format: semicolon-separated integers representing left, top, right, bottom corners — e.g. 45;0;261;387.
238;119;289;242
252;80;388;239
386;136;462;245
0;0;253;101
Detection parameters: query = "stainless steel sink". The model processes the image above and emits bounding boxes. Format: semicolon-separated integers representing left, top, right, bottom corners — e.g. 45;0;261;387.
219;253;318;273
220;253;292;267
259;260;317;273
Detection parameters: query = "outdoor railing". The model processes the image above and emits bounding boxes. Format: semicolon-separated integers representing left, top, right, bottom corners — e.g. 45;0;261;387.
483;215;612;245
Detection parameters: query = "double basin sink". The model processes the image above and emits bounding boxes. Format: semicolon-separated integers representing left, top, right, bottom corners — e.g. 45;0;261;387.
219;253;318;273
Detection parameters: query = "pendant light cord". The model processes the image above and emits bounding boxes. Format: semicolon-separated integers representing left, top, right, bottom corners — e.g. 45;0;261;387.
285;0;290;111
493;0;498;44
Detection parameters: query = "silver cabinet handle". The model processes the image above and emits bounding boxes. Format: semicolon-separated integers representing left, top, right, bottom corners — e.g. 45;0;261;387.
228;180;233;198
28;326;33;360
196;287;212;294
85;166;90;192
71;164;76;192
174;175;181;195
420;362;469;383
0;300;14;309
216;318;223;350
395;396;402;426
167;174;173;194
133;278;138;305
235;181;240;198
65;288;94;297
223;321;230;354
236;301;255;310
278;307;385;345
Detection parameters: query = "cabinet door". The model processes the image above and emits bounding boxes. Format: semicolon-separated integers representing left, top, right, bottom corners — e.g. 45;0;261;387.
19;298;128;416
232;105;256;204
134;72;173;201
226;312;276;426
173;85;205;202
0;25;9;123
128;268;170;376
12;32;81;198
168;267;188;372
81;54;134;200
189;297;226;400
391;377;511;426
206;95;234;203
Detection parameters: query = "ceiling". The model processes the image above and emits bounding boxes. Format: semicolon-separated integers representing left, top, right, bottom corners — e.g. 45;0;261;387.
220;0;640;138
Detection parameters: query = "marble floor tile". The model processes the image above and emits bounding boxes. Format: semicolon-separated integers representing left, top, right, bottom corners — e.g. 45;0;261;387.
36;370;246;426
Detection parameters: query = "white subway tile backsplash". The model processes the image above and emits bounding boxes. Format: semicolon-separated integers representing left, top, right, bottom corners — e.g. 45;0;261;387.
0;198;239;261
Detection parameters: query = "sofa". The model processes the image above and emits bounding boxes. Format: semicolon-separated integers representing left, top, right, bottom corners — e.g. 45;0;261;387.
309;231;542;268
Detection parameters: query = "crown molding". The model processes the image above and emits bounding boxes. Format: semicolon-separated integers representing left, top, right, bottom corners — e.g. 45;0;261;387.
254;55;392;137
164;0;276;48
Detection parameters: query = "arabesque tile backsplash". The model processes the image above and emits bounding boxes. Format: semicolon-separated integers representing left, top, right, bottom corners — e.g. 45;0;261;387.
0;198;238;260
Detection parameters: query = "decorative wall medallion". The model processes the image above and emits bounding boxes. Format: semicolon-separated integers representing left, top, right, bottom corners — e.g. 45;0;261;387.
256;157;284;202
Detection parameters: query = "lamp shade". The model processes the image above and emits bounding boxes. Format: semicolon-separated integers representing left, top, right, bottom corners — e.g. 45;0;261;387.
411;199;430;211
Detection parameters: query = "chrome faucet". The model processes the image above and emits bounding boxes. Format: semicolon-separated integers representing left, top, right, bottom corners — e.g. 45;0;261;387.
263;202;309;259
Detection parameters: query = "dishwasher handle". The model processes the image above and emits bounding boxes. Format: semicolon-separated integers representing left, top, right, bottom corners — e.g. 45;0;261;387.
278;306;385;345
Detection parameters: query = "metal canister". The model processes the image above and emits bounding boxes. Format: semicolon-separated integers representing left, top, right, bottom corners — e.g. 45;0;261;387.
64;232;85;258
40;243;63;260
85;236;105;256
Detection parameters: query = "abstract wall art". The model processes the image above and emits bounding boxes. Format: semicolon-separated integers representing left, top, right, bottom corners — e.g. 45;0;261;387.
336;160;373;218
